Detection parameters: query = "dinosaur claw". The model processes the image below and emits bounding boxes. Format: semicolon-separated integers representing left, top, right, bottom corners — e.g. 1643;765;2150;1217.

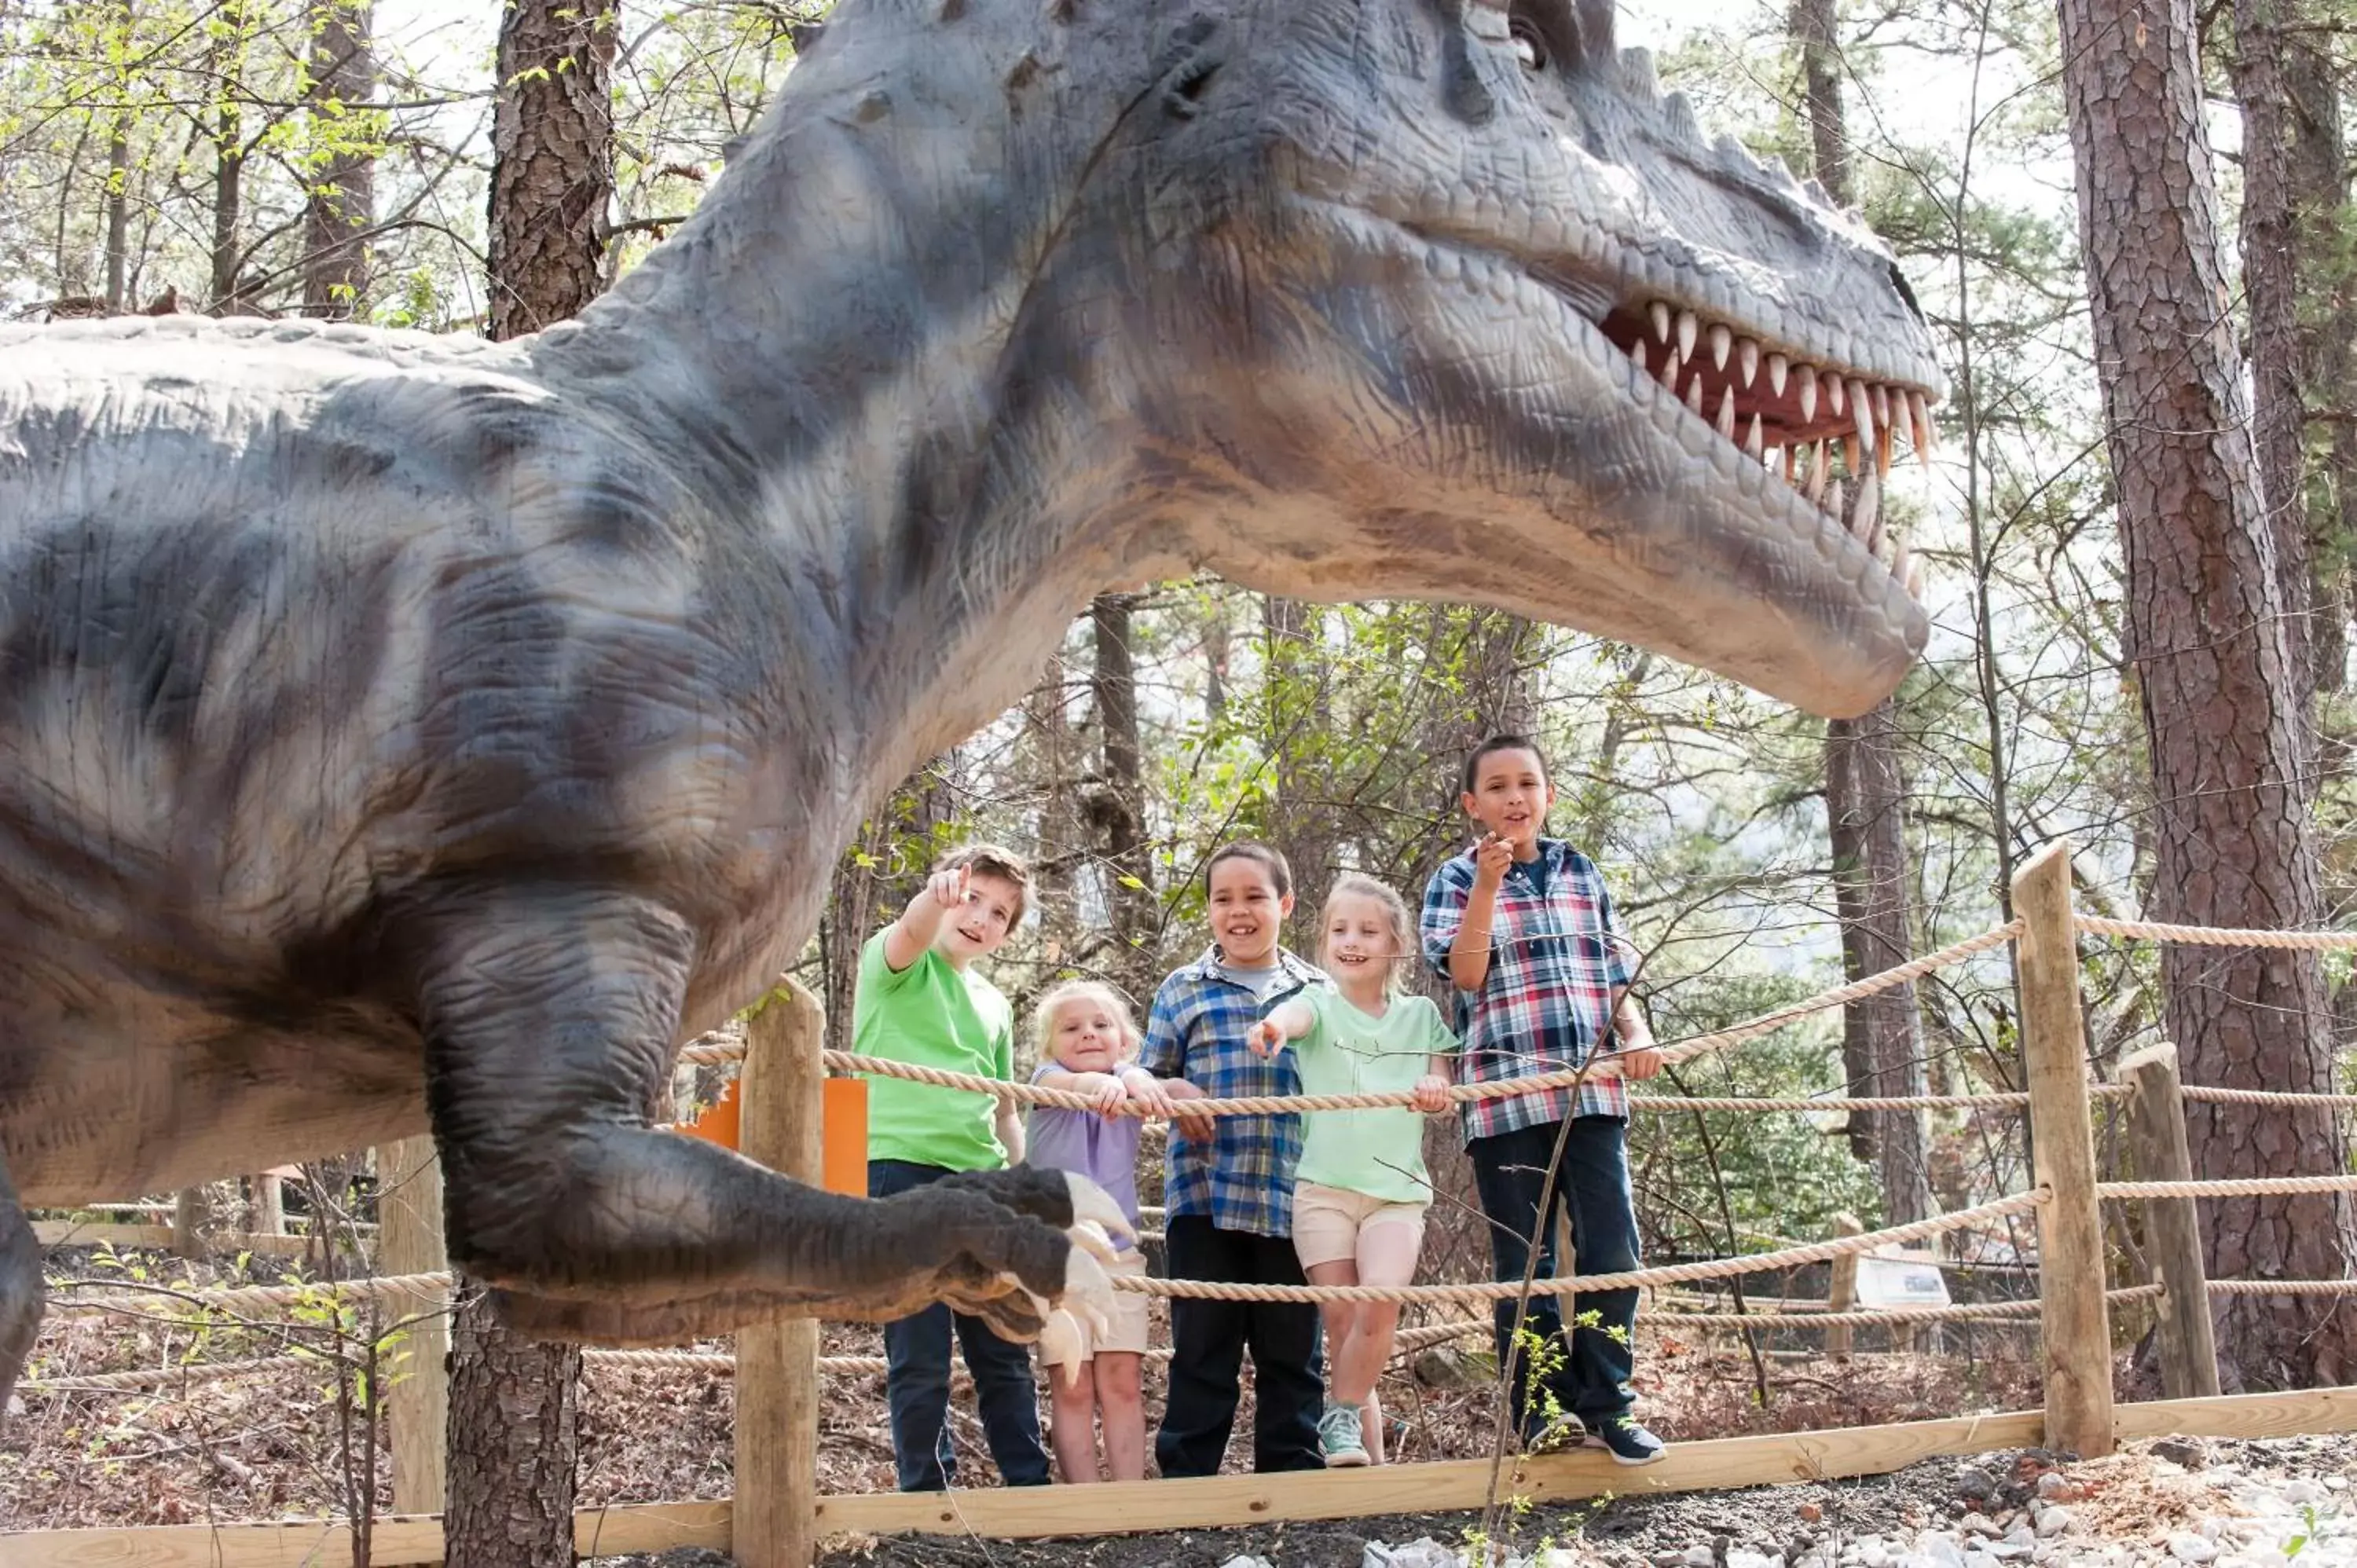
1061;1245;1116;1343
1037;1310;1087;1384
1061;1171;1134;1250
1069;1217;1122;1266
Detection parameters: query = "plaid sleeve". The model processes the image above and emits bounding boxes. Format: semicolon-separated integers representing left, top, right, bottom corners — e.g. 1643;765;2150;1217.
1593;868;1637;990
1420;860;1471;981
1138;975;1187;1078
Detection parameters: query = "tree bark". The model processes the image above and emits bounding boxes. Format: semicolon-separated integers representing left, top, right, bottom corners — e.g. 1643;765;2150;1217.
302;0;375;319
1793;0;1928;1221
1091;592;1157;996
2057;0;2357;1387
2285;24;2349;702
207;2;248;312
488;0;615;339
2232;0;2316;766
443;1300;581;1568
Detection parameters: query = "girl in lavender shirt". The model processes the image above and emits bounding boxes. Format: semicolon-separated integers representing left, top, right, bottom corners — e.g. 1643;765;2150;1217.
1025;980;1171;1482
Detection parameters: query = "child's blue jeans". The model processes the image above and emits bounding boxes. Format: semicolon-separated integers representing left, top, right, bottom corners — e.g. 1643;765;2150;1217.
1466;1116;1641;1442
870;1159;1052;1490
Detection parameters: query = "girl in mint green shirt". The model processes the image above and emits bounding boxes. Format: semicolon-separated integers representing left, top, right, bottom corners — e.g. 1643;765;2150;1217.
1245;874;1456;1467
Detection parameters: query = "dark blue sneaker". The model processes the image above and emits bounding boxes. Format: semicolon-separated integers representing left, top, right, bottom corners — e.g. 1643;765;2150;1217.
1582;1414;1667;1466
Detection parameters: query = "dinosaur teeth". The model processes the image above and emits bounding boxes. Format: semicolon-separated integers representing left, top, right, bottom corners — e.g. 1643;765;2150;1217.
1655;354;1680;393
1856;471;1882;551
1737;337;1759;388
1784;445;1799;483
1685;374;1705;416
1877;417;1893;479
1826;372;1846;419
1904;551;1926;600
1909;390;1934;466
1708;321;1732;371
1766;352;1787;397
1650;300;1673;344
1745;412;1764;459
1717;385;1737;439
1893;538;1914;591
1845;433;1861;474
1796;364;1818;423
1827;476;1844;523
1677;310;1699;365
1631;340;1648;378
1871;382;1892;435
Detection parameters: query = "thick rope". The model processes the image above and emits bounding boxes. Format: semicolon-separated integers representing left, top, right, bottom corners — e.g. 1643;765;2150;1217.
676;923;2021;1112
1114;1192;2047;1304
46;1269;453;1319
2077;914;2357;951
20;1355;313;1394
2097;1174;2357;1200
1659;1284;2163;1331
2207;1279;2357;1296
2179;1085;2357;1109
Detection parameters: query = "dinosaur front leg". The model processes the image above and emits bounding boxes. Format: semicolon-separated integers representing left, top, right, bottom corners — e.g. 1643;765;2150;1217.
405;882;1108;1344
0;1151;40;1412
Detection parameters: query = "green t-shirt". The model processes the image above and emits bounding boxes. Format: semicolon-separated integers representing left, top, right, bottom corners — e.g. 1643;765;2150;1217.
1292;987;1459;1203
853;928;1015;1171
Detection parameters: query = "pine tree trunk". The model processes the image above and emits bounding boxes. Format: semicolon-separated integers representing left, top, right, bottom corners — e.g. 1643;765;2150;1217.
443;1301;581;1568
1793;0;1927;1219
2285;25;2348;702
1091;592;1157;995
443;3;618;1554
487;0;615;339
2058;0;2357;1388
207;2;247;312
302;0;375;319
2234;0;2317;769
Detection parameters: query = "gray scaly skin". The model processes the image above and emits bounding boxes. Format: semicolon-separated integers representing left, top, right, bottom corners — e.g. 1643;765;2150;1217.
0;0;1941;1408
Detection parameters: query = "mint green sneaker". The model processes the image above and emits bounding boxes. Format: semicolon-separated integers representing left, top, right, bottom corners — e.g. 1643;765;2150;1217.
1318;1402;1369;1467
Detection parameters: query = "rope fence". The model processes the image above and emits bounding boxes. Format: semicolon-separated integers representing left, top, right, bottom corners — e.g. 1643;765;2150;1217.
2096;1174;2357;1201
2076;914;2357;951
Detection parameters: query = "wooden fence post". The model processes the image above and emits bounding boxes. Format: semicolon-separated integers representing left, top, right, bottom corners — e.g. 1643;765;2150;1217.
2011;838;2115;1458
248;1171;284;1236
171;1187;210;1260
736;980;826;1568
2117;1042;2222;1399
1826;1212;1863;1361
378;1134;449;1517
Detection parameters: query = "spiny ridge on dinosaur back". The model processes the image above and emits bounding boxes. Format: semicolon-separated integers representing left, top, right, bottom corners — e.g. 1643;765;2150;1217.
0;0;1941;1416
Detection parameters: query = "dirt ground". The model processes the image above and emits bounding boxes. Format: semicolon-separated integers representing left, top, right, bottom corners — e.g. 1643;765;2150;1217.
22;1241;2315;1568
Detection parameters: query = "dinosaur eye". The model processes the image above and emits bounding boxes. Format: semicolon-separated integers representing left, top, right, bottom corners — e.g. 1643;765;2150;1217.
1510;19;1549;70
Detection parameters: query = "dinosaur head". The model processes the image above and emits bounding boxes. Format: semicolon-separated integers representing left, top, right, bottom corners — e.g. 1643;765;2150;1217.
1109;0;1941;718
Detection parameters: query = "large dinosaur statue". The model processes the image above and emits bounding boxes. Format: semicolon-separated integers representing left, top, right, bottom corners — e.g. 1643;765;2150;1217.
0;0;1941;1408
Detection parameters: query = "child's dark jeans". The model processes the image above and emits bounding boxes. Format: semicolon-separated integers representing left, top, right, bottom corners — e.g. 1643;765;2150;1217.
1466;1116;1641;1443
870;1159;1052;1490
1154;1214;1326;1476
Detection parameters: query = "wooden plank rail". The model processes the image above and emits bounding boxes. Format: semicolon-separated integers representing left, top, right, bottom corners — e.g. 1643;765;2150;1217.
13;1390;2357;1565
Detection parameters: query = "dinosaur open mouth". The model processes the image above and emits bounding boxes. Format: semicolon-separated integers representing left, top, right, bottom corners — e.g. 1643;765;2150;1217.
1596;301;1934;600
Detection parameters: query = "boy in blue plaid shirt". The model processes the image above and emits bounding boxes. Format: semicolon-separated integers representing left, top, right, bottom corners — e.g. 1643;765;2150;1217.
1421;735;1668;1465
1138;842;1329;1475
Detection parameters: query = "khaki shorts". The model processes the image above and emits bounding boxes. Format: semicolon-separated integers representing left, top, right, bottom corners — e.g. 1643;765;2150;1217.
1292;1182;1429;1269
1040;1250;1152;1367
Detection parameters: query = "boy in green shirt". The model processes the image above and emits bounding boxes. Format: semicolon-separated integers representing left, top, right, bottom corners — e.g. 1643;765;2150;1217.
856;843;1051;1492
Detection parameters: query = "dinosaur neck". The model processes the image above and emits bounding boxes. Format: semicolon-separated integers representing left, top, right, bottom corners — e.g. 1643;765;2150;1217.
536;3;1178;815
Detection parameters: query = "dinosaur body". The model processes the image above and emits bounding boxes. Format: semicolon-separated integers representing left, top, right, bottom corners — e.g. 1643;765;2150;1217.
0;0;1941;1406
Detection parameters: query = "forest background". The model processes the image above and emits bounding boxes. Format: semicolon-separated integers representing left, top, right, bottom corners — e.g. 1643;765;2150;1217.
5;0;2355;1409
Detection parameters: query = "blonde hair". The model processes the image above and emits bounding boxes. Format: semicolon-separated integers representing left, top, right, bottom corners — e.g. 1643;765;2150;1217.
1319;873;1417;991
1032;980;1142;1064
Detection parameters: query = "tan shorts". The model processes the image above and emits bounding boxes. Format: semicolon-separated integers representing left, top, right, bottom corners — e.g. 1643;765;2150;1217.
1040;1250;1152;1367
1291;1182;1429;1269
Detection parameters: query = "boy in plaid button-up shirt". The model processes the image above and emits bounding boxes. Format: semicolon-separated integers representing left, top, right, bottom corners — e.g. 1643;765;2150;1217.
1139;842;1329;1477
1420;735;1669;1465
